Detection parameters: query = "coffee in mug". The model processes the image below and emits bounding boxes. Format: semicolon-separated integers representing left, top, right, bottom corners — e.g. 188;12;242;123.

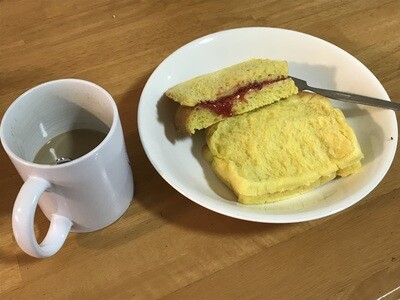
33;129;107;165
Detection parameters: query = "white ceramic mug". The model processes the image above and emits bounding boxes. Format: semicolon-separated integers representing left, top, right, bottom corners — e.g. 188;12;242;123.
0;79;134;258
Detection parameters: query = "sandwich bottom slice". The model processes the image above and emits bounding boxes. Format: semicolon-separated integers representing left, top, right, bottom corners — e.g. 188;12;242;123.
203;92;364;205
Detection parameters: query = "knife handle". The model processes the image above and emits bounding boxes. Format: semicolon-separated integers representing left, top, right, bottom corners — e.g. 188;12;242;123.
308;86;400;111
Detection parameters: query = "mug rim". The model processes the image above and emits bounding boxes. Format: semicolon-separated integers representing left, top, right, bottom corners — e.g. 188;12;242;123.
0;78;119;169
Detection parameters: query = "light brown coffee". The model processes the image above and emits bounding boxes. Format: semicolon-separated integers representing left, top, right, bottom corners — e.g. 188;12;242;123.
33;129;107;165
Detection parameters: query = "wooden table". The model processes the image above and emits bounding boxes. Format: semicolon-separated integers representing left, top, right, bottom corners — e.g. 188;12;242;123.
1;1;399;298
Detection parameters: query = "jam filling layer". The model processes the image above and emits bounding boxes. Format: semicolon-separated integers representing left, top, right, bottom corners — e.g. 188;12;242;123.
197;77;287;117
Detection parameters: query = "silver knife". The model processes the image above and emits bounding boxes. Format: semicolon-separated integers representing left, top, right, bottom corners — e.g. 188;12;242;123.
290;76;400;110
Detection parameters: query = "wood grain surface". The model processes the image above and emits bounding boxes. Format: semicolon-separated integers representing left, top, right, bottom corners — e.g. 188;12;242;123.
1;0;400;298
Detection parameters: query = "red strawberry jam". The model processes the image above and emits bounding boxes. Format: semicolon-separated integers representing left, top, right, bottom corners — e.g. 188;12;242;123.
197;77;287;117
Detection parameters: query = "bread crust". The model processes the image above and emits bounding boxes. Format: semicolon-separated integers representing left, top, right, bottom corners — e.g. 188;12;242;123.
174;106;193;134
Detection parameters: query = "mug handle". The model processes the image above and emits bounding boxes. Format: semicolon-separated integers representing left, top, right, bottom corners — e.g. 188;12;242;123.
12;177;73;258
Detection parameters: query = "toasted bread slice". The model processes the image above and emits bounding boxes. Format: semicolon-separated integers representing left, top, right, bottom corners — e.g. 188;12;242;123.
203;92;364;204
165;58;298;134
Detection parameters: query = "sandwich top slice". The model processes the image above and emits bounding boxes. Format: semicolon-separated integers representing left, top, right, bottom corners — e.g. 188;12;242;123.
166;58;298;134
203;92;364;205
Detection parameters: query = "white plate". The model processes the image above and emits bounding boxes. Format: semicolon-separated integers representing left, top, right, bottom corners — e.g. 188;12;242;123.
138;27;398;223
